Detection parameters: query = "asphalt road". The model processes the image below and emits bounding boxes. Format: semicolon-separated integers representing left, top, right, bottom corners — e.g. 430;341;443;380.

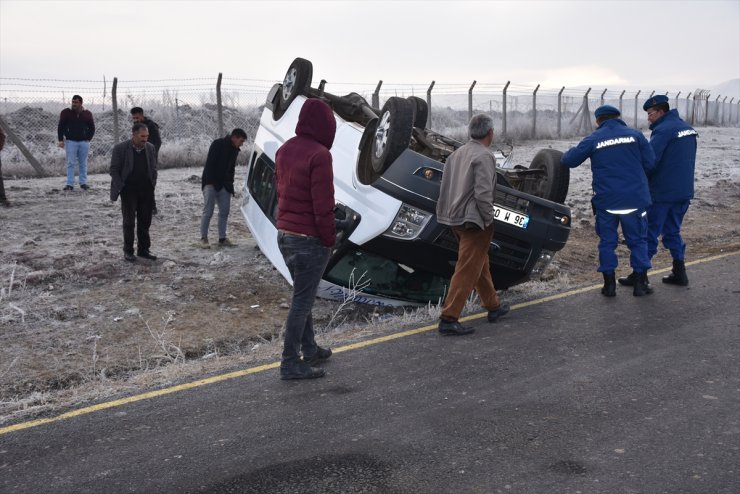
1;254;739;494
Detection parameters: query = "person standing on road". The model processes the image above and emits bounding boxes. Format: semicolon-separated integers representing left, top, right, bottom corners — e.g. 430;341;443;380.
435;113;510;336
561;105;656;297
618;95;698;288
131;107;162;215
198;128;247;248
58;95;95;191
0;125;7;206
275;99;336;380
110;123;158;263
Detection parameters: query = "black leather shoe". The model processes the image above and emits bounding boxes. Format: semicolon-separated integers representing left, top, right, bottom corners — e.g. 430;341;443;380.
80;184;89;190
601;272;617;297
137;251;157;261
63;185;73;191
303;346;332;366
662;259;689;286
487;302;510;322
438;320;474;336
280;360;326;380
617;272;636;286
124;252;136;262
633;271;654;297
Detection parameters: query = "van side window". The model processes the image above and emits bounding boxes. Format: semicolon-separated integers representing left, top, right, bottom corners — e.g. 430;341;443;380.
248;154;278;221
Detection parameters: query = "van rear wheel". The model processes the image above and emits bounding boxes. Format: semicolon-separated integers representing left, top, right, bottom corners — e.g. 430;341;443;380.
370;97;414;174
525;149;569;204
274;58;313;120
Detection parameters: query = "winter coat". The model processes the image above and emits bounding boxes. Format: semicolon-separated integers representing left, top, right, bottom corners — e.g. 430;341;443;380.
647;109;697;202
57;107;95;142
561;118;655;211
143;117;162;154
109;140;158;201
202;135;240;194
275;99;337;247
436;139;497;229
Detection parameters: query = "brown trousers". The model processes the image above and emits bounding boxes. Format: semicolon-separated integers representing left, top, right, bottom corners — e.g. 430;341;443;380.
441;224;501;321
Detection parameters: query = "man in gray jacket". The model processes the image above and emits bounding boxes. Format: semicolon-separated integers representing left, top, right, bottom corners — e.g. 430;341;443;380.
436;114;509;335
110;123;158;262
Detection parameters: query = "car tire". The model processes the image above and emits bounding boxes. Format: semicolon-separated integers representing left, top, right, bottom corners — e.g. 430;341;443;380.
371;97;414;174
526;149;569;204
274;58;313;120
407;96;429;129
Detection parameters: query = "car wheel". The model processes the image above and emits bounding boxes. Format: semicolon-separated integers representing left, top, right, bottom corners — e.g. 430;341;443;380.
371;97;414;174
407;96;429;129
525;149;569;204
274;58;313;120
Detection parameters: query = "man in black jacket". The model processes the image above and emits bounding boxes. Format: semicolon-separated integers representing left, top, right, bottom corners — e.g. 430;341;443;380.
110;123;158;262
198;129;247;248
58;95;95;191
131;107;162;215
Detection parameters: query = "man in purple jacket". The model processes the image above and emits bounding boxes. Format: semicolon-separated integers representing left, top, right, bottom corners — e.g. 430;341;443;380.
58;95;95;191
275;98;336;380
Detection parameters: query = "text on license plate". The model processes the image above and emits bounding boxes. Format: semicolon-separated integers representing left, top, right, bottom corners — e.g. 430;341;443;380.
493;204;529;229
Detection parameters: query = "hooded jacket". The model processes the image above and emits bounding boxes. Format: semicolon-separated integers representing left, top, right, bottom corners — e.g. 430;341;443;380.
647;109;697;202
275;99;337;247
436;139;497;229
202;135;240;194
561;118;655;211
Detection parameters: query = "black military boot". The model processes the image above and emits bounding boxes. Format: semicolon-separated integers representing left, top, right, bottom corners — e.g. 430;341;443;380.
617;272;636;286
601;272;616;297
662;259;689;286
633;270;654;297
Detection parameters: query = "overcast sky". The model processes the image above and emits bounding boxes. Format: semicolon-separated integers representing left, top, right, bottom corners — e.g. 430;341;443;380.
1;0;739;92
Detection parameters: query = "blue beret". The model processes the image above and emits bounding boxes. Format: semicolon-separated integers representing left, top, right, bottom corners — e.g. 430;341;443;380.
643;94;669;111
594;105;620;118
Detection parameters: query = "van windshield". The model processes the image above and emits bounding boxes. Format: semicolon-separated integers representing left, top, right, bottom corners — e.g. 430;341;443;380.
325;248;449;304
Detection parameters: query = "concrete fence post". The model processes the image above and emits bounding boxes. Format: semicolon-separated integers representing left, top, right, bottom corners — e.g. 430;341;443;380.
468;80;477;122
675;91;681;114
687;92;693;125
0;115;47;176
372;80;383;109
618;90;625;115
532;84;540;138
426;81;434;129
634;90;641;128
216;73;224;137
600;88;607;106
557;86;565;138
502;81;510;138
112;77;119;143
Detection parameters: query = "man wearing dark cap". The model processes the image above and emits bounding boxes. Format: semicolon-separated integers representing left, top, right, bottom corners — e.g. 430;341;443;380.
618;95;697;287
561;105;656;297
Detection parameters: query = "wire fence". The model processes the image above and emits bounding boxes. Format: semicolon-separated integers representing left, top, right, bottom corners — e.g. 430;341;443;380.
1;75;738;177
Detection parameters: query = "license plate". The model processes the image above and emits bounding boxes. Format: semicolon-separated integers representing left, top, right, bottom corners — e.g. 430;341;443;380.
493;204;529;229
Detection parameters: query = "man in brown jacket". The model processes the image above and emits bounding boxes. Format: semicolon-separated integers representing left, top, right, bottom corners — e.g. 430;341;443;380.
435;114;510;335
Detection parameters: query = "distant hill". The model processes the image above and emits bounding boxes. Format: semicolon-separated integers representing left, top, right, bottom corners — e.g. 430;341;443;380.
710;79;740;100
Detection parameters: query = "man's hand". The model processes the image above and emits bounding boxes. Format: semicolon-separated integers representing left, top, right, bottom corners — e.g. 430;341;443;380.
57;141;64;149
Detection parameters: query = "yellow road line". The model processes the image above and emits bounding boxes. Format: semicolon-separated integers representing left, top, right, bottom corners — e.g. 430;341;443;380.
2;250;737;436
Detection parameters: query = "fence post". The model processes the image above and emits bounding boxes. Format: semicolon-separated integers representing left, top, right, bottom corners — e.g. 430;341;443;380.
649;90;655;98
600;88;607;106
687;92;693;125
634;90;641;128
502;81;510;139
0;115;47;176
372;80;383;109
426;81;435;129
730;98;735;126
216;73;224;136
468;80;477;122
675;91;681;113
721;96;727;125
618;90;625;115
557;86;565;138
112;77;119;144
532;84;540;138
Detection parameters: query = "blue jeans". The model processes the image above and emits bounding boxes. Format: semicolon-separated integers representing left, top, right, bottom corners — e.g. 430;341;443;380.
200;185;231;240
595;208;651;273
277;232;330;363
647;201;689;261
65;140;89;186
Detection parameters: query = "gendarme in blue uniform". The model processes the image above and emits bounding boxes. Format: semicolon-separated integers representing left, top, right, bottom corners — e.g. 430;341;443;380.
561;117;656;274
646;109;698;260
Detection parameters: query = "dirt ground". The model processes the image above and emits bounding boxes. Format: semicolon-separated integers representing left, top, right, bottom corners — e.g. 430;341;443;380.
1;127;738;423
